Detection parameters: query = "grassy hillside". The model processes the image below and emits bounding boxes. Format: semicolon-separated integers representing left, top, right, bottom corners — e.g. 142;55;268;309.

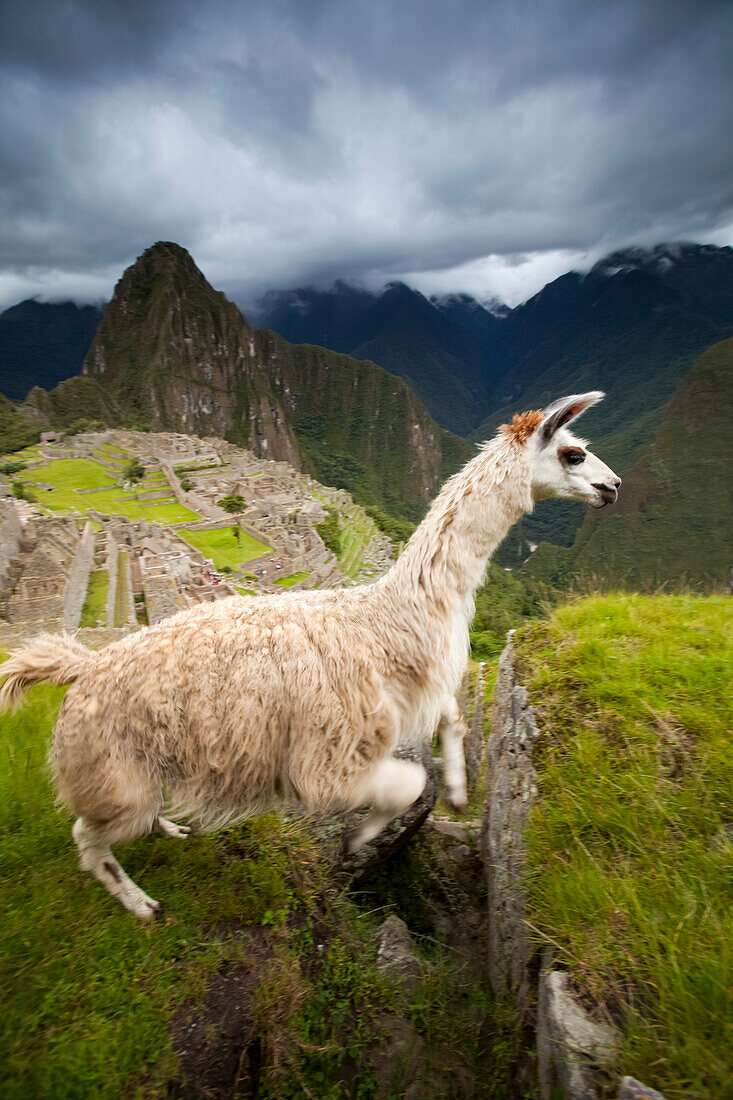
515;594;732;1099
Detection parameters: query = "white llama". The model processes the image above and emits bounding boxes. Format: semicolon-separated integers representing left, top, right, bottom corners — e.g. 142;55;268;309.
0;392;620;919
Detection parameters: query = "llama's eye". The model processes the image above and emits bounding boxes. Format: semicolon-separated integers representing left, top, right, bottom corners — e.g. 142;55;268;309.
564;451;585;466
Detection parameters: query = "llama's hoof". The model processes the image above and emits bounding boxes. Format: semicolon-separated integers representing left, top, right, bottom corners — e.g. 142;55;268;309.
125;889;163;921
343;831;364;857
140;898;163;921
448;793;468;812
156;816;191;840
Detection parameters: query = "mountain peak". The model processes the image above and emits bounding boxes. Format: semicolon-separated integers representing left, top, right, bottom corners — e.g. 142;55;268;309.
127;240;202;280
590;241;730;278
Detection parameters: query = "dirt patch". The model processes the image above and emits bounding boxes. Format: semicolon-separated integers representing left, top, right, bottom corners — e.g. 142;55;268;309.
168;936;272;1099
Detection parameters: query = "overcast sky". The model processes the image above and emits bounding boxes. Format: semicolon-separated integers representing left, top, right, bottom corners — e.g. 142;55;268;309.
1;0;732;312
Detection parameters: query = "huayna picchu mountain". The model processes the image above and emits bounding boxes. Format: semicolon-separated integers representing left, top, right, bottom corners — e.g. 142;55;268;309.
19;243;473;521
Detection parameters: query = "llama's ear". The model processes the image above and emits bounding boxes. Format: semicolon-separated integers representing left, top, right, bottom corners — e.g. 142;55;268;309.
540;391;604;442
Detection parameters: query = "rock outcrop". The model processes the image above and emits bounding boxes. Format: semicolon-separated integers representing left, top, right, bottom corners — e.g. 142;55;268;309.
537;960;618;1100
617;1078;668;1100
481;633;539;1012
482;635;669;1100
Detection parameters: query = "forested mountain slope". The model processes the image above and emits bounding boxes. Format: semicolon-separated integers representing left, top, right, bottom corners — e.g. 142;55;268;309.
257;280;504;434
525;337;733;590
0;299;103;402
474;243;733;552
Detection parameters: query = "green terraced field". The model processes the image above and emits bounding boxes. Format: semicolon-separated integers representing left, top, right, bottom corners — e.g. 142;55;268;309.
178;526;272;570
17;459;197;523
25;459;116;504
274;571;310;587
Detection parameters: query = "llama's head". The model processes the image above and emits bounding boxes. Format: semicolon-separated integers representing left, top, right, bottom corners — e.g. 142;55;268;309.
506;392;621;508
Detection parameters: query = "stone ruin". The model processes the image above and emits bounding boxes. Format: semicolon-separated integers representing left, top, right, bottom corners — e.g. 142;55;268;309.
0;429;394;643
0;502;95;634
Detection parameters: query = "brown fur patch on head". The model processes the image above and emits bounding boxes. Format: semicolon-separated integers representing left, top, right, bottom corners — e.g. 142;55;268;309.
501;409;544;445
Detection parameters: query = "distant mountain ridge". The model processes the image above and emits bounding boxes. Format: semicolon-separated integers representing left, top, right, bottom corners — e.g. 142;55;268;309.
2;239;732;545
256;280;505;434
469;242;733;554
0;299;104;401
257;241;733;456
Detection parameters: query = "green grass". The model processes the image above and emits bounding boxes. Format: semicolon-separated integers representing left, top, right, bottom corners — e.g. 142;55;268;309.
515;593;732;1099
0;672;375;1097
1;445;44;463
179;527;272;570
96;444;127;457
79;571;109;628
274;572;310;588
25;459;117;508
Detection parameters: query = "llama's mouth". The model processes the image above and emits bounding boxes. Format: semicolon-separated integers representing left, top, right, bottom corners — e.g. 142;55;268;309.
591;484;618;507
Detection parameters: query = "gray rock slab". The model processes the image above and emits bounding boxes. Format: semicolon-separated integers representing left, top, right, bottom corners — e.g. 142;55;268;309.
538;964;618;1100
617;1077;668;1100
375;915;422;987
429;817;469;841
481;634;540;1008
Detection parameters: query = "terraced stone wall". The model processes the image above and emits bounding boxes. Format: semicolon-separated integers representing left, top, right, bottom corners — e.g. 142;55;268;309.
62;521;95;630
0;501;22;596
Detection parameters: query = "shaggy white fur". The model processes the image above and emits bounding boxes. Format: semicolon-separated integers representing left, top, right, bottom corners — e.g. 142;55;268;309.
0;392;620;918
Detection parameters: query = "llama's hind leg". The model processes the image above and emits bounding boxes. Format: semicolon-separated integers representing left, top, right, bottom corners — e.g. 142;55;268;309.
438;695;469;810
345;756;427;854
72;815;161;920
156;816;191;839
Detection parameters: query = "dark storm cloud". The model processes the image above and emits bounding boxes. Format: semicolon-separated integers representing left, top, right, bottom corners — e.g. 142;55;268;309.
1;0;732;308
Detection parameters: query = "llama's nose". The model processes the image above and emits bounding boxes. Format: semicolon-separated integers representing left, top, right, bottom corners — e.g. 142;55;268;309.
614;476;622;489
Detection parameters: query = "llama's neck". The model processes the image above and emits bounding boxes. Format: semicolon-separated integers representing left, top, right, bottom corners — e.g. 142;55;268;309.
380;436;532;622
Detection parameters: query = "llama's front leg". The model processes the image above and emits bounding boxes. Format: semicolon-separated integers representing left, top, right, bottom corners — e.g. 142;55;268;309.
345;756;427;854
438;696;468;810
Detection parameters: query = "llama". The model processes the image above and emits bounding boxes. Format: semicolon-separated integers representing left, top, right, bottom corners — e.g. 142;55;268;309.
0;392;620;919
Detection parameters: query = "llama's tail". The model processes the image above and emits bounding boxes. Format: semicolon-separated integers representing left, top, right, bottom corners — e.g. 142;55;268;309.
0;632;93;711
